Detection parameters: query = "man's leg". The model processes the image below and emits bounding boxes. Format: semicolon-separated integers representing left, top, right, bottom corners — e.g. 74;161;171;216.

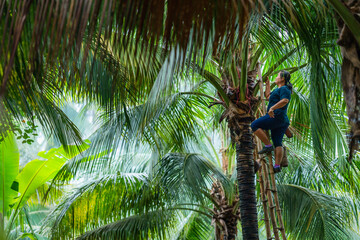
253;128;271;145
271;125;288;173
285;127;293;138
251;115;274;154
274;146;284;165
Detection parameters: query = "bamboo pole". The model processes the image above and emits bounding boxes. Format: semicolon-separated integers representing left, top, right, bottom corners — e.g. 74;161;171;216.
258;167;272;239
261;158;279;240
256;139;272;240
269;164;287;240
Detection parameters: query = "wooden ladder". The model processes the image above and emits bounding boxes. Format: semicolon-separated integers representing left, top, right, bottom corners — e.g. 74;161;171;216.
256;149;287;240
256;66;287;240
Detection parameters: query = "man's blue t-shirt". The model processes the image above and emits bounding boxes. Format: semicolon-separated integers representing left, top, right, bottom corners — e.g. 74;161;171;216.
267;86;291;123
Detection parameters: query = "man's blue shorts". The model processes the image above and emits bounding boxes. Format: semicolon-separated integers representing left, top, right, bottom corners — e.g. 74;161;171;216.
251;114;289;147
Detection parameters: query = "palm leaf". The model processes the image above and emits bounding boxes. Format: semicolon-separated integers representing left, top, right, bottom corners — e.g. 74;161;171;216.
76;209;174;240
43;172;156;238
157;153;230;204
278;184;351;240
52;91;210;181
0;0;255;96
174;211;214;240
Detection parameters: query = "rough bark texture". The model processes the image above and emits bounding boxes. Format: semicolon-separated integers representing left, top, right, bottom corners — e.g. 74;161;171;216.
234;120;258;240
214;100;259;239
336;0;360;160
211;181;240;240
226;102;258;240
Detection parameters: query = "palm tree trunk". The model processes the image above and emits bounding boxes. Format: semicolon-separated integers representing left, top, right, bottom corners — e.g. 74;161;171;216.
236;121;259;240
211;181;240;240
335;4;360;160
227;104;259;240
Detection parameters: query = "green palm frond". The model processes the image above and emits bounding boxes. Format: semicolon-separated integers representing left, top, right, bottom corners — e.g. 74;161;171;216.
0;0;255;97
44;151;227;239
174;212;214;240
262;45;303;80
272;116;358;239
2;46;84;150
157;153;231;204
188;63;229;106
64;36;163;112
53;91;210;181
278;184;352;240
43;172;153;238
76;209;175;240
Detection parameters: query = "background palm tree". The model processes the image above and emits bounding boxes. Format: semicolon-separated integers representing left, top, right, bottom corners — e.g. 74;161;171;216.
1;1;360;239
329;0;360;160
0;33;358;239
35;31;353;239
36;92;357;240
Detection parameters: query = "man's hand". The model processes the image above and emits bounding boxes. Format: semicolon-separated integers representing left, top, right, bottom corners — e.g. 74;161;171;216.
268;107;275;118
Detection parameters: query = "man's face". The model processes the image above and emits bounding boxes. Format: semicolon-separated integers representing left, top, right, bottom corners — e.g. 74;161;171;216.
275;72;284;85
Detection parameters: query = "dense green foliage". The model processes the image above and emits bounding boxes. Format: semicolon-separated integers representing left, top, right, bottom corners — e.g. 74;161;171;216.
1;0;360;239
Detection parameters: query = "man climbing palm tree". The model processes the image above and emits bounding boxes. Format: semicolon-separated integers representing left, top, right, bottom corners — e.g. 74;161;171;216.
251;71;293;173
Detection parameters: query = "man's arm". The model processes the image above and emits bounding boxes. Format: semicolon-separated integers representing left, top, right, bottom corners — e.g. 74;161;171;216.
269;98;289;110
268;98;289;118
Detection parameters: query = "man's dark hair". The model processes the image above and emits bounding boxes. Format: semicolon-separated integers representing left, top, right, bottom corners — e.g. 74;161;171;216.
281;70;292;92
